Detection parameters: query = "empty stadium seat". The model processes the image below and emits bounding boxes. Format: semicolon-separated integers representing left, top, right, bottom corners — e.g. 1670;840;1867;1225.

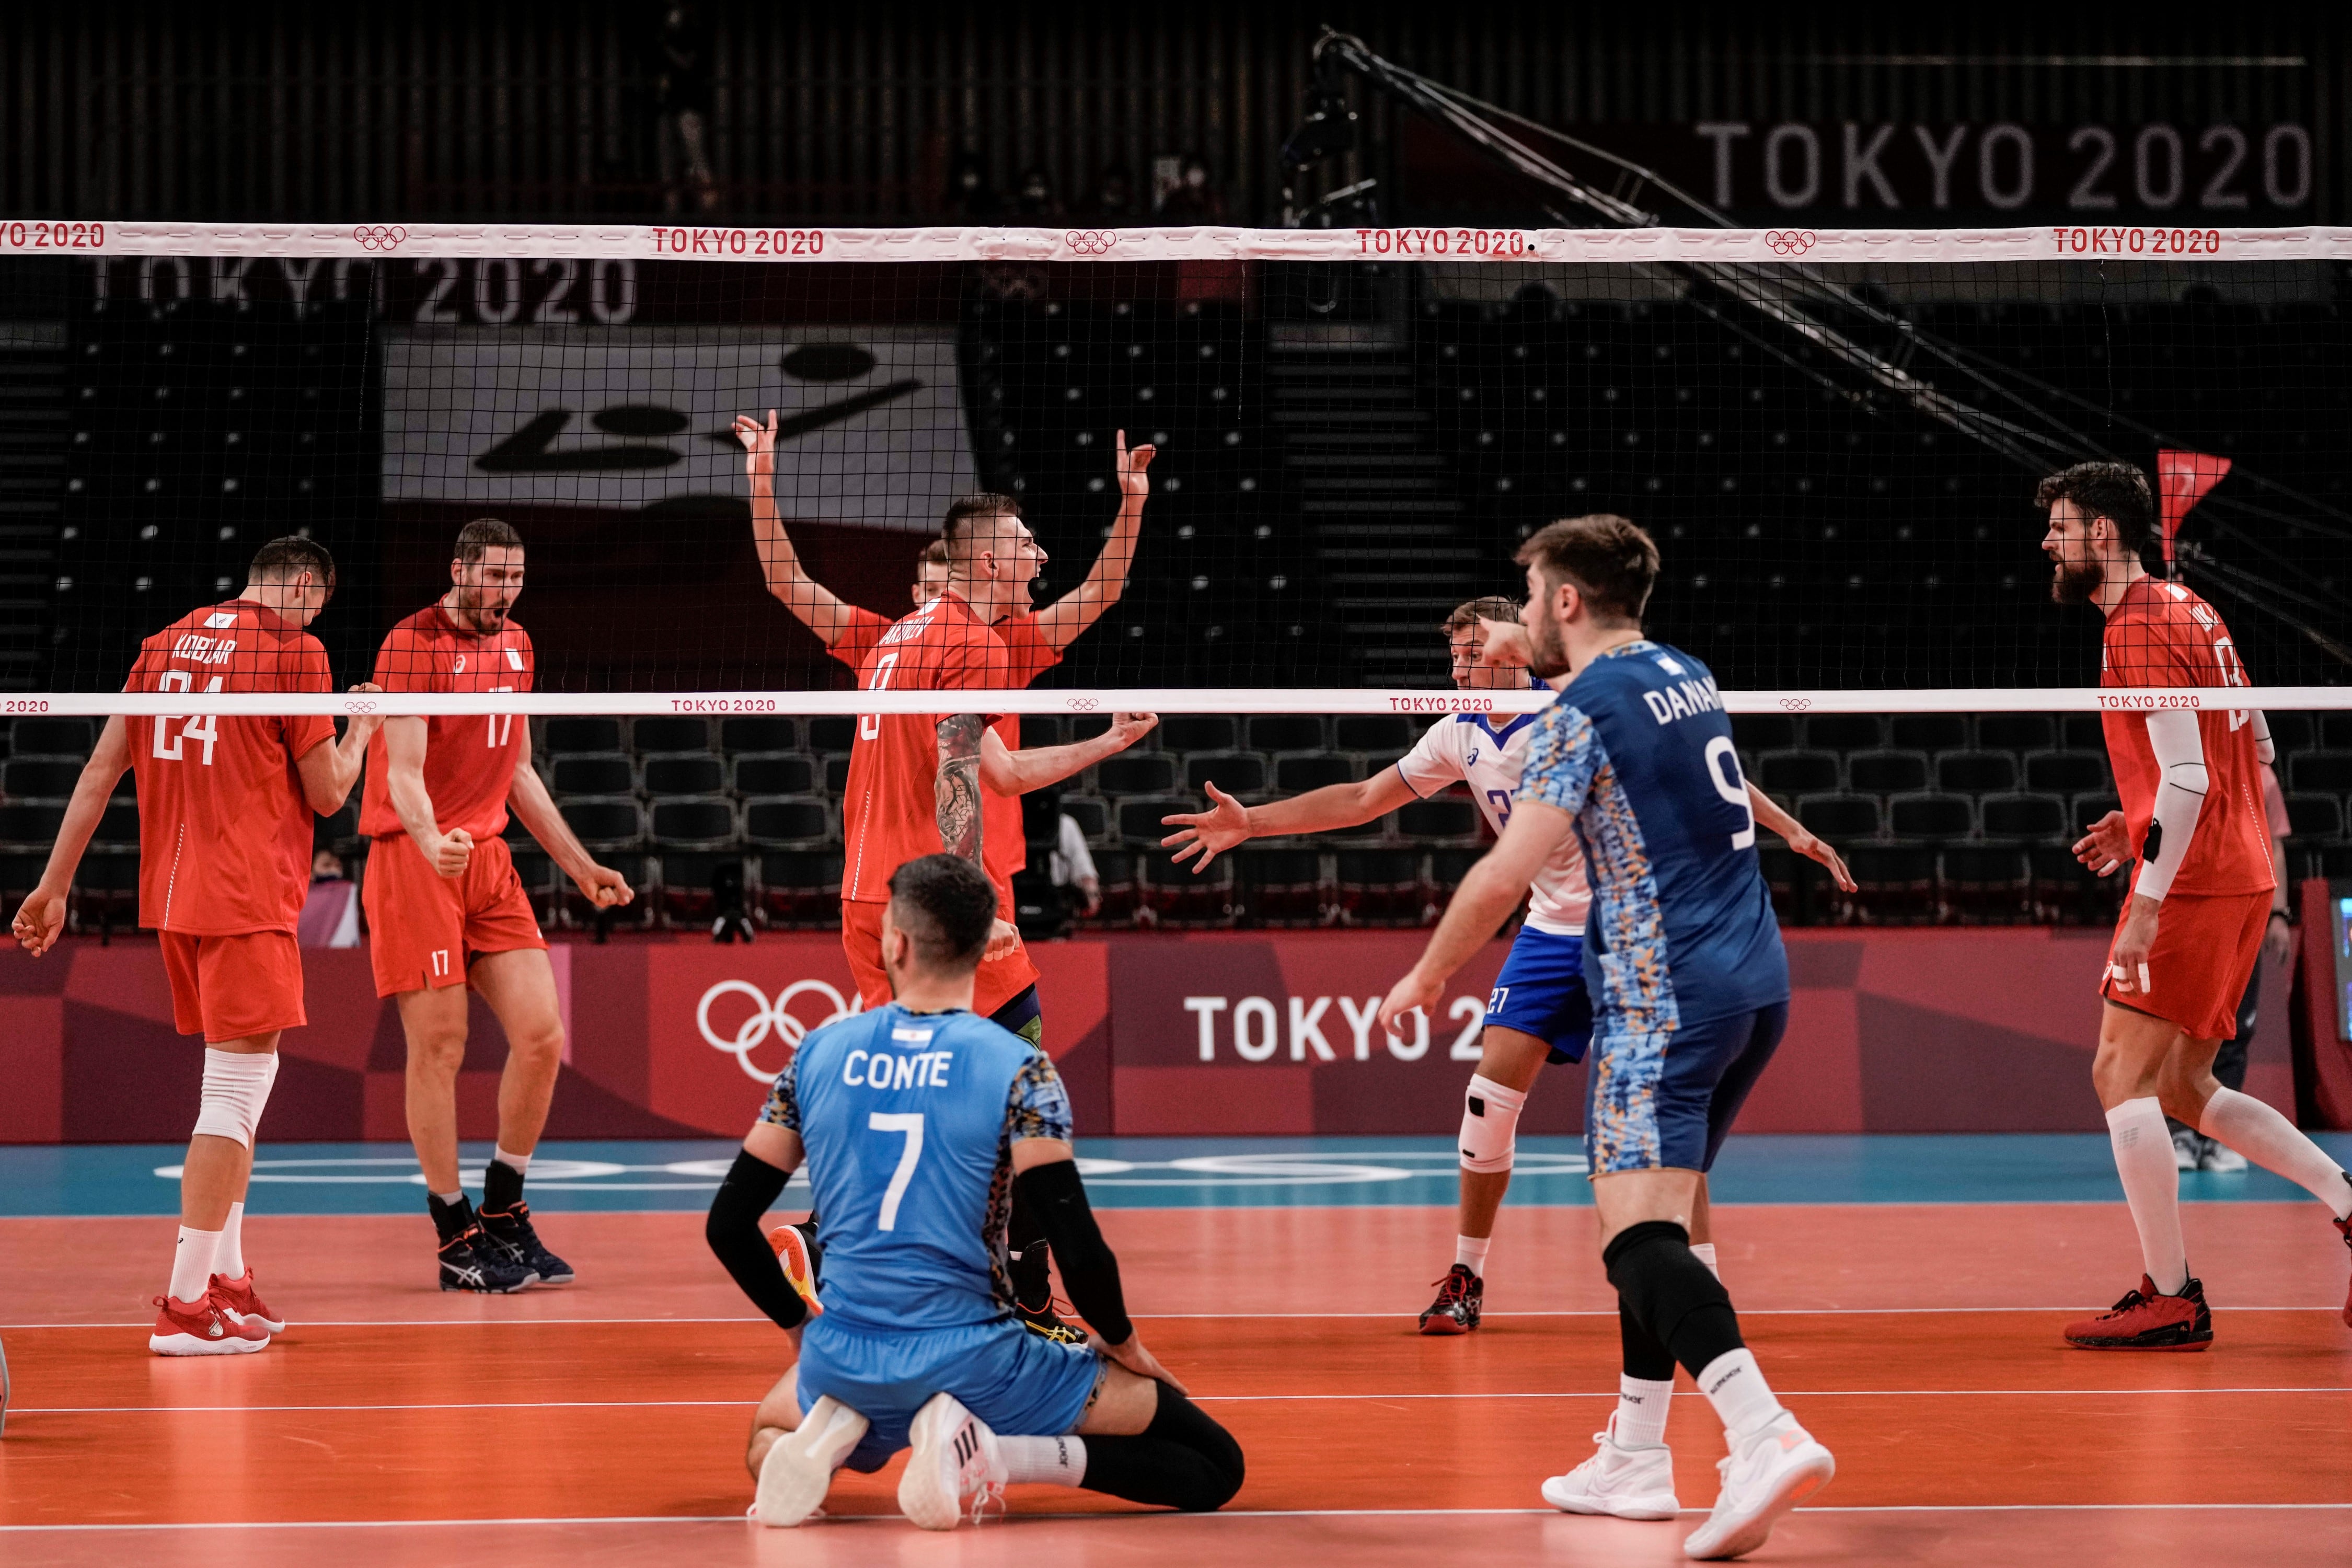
744;797;833;848
1890;714;1970;752
1803;715;1883;751
807;717;856;752
567;853;654;928
1796;794;1880;840
759;851;843;926
9;717;93;757
549;754;635;796
1097;754;1179;796
1757;751;1840;798
1087;849;1146;925
2070;793;2120;832
823;755;851;794
1886;792;1973;841
1979;793;2067;842
1936;752;2018;794
649;797;737;850
1731;714;1797;753
1846;751;1929;795
2289;752;2352;793
1977;714;2056;753
1238;848;1331;927
1184;752;1266;794
642;755;727;796
1336;716;1417;753
1246;716;1327;753
631;716;711;753
0;802;68;847
2284;793;2345;842
731;754;816;796
1397;797;1481;844
544;717;623;755
558;797;643;852
1844;846;1936;925
2059;713;2106;750
1145;851;1237;928
1059;796;1110;842
2320;714;2352;750
2264;712;2315;755
1273;755;1355;793
2;758;83;799
1337;849;1424;926
1939;847;2031;924
721;716;799;753
2024;751;2108;794
1116;796;1194;846
2030;844;2118;924
1157;716;1238;752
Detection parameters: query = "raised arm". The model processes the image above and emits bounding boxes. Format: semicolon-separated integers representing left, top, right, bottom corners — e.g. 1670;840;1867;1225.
1032;429;1154;651
505;722;632;909
1161;769;1421;872
735;409;856;647
10;716;131;956
293;687;384;815
976;712;1158;797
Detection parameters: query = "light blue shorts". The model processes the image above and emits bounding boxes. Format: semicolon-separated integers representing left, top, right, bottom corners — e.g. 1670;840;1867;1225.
795;1311;1104;1472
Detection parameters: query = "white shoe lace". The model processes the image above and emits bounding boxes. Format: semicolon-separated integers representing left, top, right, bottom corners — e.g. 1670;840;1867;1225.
966;1481;1007;1526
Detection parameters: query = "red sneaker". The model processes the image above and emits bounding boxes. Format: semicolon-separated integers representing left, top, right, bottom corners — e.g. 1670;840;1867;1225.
2064;1274;2213;1351
149;1292;270;1356
211;1269;286;1335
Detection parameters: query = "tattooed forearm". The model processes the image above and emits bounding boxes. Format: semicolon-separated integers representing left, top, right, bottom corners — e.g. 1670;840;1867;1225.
935;713;986;863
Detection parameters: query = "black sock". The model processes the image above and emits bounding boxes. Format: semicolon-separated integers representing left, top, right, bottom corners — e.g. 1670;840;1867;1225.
1007;1184;1053;1310
1619;1299;1677;1381
1078;1382;1246;1512
428;1191;476;1246
1603;1219;1746;1381
483;1155;524;1214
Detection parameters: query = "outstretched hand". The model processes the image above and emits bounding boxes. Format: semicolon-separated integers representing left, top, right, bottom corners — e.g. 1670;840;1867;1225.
1788;827;1856;894
2074;810;2131;877
1161;781;1250;871
732;410;777;478
1114;429;1156;500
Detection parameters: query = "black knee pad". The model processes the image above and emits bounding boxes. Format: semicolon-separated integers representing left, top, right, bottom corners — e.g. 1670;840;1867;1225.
1603;1219;1743;1375
1147;1382;1247;1509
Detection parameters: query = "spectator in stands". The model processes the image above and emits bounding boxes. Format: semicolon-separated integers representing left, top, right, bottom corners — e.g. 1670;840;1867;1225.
1046;796;1102;918
1014;165;1063;219
2171;758;2295;1172
947;152;1002;219
1013;789;1099;939
1085;163;1138;224
644;3;719;215
298;849;361;950
1156;154;1226;222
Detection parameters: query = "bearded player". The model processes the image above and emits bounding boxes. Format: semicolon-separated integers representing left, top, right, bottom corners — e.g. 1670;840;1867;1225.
2037;462;2352;1347
364;518;636;1293
825;500;1158;1333
1164;598;1851;1339
13;537;379;1354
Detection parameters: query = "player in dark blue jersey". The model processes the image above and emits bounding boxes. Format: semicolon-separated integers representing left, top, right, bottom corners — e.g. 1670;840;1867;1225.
1378;515;1832;1560
705;854;1243;1531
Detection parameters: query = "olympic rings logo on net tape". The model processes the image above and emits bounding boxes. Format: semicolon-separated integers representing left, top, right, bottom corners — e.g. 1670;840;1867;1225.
353;225;409;251
1065;230;1122;256
342;699;380;713
1778;696;1813;711
1066;696;1101;712
1764;230;1817;256
697;978;863;1082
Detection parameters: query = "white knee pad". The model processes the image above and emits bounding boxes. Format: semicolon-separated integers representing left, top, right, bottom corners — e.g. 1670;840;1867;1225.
1458;1074;1527;1174
192;1048;280;1148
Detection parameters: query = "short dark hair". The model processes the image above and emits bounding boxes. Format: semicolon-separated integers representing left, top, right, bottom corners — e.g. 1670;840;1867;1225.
1515;514;1659;626
919;538;951;570
248;534;336;587
455;517;524;564
886;854;999;972
1443;595;1521;634
2035;462;2155;560
941;493;1023;558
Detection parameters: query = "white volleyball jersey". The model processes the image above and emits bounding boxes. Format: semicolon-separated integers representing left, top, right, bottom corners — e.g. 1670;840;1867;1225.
1394;706;1591;935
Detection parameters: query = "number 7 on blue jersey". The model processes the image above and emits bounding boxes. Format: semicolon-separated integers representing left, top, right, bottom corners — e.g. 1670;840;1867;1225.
869;1112;925;1230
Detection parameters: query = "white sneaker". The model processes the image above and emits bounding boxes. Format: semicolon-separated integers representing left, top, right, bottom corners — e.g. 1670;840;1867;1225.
2200;1139;2248;1173
2171;1127;2201;1171
753;1395;869;1528
898;1393;1006;1530
1681;1414;1834;1561
1541;1414;1680;1520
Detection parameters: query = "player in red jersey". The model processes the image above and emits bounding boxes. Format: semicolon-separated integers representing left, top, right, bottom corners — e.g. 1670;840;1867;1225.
2036;462;2352;1347
12;537;380;1355
830;501;1157;1331
362;517;635;1294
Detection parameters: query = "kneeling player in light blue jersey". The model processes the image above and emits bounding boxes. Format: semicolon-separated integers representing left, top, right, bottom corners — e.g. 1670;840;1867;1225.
1163;598;1849;1339
705;853;1244;1531
1378;515;1832;1561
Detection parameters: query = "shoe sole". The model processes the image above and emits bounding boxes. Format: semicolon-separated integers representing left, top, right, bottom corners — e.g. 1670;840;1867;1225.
1542;1481;1679;1520
1684;1448;1835;1561
440;1270;540;1294
149;1331;268;1356
900;1394;987;1531
768;1225;823;1316
755;1396;868;1528
2064;1335;2214;1351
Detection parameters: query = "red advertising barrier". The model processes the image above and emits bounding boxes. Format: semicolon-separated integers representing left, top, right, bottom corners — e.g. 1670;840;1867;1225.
0;924;2306;1144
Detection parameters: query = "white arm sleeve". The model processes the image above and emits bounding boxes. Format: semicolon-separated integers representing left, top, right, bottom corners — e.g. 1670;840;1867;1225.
2134;708;2209;902
1057;814;1098;885
2250;708;2275;765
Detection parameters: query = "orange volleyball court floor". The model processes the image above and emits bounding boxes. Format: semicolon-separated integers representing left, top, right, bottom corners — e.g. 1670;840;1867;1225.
2;1135;2350;1566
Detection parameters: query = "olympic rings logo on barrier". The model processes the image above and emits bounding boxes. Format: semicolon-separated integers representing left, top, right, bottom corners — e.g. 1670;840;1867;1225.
697;978;862;1082
1778;696;1813;711
1065;230;1121;256
353;225;409;251
1765;230;1816;256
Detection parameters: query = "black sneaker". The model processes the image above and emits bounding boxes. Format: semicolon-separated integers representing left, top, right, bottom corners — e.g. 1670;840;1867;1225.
439;1223;538;1294
479;1201;573;1286
1418;1264;1483;1335
1013;1296;1088;1345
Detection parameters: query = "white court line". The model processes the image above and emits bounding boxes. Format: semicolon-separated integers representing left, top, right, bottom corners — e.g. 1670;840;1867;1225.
17;1385;2349;1415
8;1503;2352;1534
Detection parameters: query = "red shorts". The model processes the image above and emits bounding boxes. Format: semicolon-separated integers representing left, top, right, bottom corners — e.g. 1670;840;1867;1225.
2101;889;2269;1042
840;899;1040;1022
363;833;547;998
160;929;306;1043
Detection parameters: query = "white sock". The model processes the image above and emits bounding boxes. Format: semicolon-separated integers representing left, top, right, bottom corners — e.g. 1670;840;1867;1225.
432;1190;465;1207
1613;1374;1674;1449
169;1226;221;1306
2199;1089;2352;1220
1455;1234;1492;1275
997;1434;1088;1486
2106;1096;2188;1295
1690;1241;1719;1279
216;1201;247;1279
1697;1348;1785;1444
493;1146;532;1177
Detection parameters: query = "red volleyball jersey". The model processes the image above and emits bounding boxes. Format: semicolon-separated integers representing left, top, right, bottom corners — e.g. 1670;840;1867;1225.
360;603;535;841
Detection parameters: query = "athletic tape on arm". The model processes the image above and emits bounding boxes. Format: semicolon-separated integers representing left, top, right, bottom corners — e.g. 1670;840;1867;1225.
191;1048;281;1148
1458;1073;1528;1174
2135;708;2209;902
